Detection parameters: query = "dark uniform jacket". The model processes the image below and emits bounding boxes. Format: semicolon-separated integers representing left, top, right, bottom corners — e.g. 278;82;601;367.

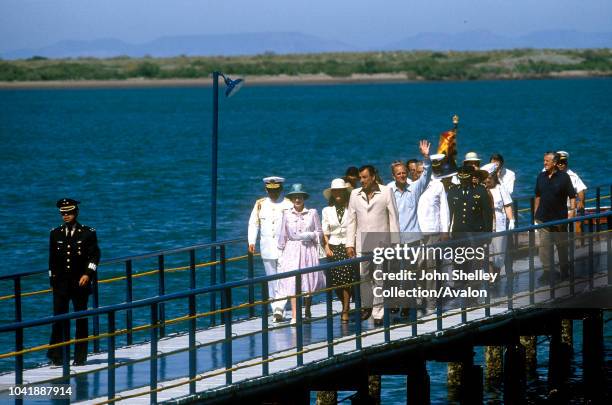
447;184;494;233
49;222;101;293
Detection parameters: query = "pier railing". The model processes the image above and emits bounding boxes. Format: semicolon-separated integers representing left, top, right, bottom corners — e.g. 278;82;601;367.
1;183;609;327
0;211;610;403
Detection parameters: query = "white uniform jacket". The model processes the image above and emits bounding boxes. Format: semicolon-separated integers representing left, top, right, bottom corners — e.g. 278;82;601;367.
417;178;450;233
248;197;293;260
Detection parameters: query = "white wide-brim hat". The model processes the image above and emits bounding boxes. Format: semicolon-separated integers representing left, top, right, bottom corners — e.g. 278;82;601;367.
323;178;353;200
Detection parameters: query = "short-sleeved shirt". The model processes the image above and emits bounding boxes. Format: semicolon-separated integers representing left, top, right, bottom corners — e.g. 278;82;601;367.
534;170;576;222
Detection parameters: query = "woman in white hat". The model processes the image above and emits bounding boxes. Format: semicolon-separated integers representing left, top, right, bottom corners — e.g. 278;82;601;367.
277;184;325;325
321;179;355;323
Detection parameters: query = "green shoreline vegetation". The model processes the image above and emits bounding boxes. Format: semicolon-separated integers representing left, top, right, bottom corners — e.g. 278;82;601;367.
0;49;611;82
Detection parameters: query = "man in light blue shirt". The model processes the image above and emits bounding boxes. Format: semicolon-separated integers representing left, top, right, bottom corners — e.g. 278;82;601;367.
387;146;432;241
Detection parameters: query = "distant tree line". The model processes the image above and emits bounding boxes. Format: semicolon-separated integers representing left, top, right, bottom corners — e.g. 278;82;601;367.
0;49;610;82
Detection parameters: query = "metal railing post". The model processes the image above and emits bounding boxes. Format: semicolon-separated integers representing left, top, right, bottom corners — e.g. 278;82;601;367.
569;221;575;296
248;252;255;318
530;197;535;225
596;187;601;233
125;260;133;346
383;260;390;342
158;255;166;338
549;230;555;299
353;263;362;350
484;246;491;317
607;213;612;285
189;250;196;395
210;246;217;327
92;271;100;353
224;286;232;384
325;269;334;358
220;246;226;325
528;230;535;305
150;303;158;404
295;275;303;366
588;218;594;289
260;282;269;376
107;310;116;401
14;278;23;393
62;318;70;379
436;257;443;331
505;238;514;311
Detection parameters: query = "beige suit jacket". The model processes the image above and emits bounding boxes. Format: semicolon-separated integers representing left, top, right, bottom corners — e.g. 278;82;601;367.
346;184;400;253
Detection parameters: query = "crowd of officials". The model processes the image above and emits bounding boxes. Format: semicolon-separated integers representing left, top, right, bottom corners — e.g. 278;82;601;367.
45;142;586;365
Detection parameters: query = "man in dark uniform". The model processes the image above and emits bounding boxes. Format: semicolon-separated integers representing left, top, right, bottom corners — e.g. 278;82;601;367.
447;165;493;233
446;166;493;304
47;198;100;366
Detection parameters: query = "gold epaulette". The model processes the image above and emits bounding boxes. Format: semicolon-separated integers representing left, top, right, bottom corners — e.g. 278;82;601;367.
255;197;266;225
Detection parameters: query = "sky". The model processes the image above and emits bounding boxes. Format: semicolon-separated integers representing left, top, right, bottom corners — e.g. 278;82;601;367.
1;0;611;52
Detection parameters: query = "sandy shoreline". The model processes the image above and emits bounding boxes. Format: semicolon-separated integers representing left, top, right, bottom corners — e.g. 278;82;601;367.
0;71;607;89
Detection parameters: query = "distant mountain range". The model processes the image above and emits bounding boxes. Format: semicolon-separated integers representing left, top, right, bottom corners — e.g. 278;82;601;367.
3;30;611;60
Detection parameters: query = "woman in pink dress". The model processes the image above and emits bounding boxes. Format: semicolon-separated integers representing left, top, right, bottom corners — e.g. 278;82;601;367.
277;184;326;325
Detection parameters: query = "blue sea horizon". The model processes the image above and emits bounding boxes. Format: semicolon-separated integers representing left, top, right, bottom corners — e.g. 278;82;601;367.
0;78;610;403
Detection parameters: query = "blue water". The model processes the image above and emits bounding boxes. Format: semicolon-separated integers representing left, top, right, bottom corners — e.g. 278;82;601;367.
0;78;611;403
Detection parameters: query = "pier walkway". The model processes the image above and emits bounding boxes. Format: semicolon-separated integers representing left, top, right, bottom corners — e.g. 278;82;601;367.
0;208;610;404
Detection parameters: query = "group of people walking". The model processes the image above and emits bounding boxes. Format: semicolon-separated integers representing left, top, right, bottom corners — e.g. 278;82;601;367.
247;139;588;325
44;142;587;366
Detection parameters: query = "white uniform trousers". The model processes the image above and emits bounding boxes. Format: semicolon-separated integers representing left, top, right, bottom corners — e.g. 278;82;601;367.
263;259;287;311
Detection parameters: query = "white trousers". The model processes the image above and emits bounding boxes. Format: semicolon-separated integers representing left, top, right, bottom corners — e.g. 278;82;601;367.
359;257;384;320
263;259;287;311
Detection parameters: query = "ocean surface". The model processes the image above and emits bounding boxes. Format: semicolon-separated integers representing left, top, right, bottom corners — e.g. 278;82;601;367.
0;78;611;403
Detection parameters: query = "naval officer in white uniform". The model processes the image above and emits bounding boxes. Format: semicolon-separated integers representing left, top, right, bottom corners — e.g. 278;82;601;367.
248;176;293;322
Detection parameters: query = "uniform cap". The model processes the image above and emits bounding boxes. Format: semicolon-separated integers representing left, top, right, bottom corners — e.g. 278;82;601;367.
56;198;80;212
457;165;475;179
263;176;285;189
556;150;569;161
481;162;498;174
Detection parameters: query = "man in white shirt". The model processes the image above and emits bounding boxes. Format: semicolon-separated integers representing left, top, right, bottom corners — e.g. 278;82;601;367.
417;154;450;233
556;151;587;213
489;153;516;196
248;176;293;322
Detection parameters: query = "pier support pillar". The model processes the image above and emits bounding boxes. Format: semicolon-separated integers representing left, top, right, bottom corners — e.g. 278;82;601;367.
316;391;337;405
503;343;526;404
352;375;380;405
484;346;503;383
406;360;430;405
561;319;573;350
548;319;572;400
447;350;482;404
583;310;605;403
519;336;537;375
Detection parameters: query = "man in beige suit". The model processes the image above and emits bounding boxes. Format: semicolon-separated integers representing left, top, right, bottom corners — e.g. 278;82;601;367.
346;140;430;324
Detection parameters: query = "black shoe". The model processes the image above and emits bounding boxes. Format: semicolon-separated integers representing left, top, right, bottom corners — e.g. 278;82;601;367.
360;308;372;321
373;318;384;327
72;359;86;366
50;358;62;366
538;272;560;284
400;308;410;318
390;308;399;314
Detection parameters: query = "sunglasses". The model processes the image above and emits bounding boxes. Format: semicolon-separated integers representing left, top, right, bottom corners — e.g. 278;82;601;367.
60;211;76;216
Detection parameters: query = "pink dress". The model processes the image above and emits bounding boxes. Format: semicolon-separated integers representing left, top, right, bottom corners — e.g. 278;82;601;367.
277;207;326;296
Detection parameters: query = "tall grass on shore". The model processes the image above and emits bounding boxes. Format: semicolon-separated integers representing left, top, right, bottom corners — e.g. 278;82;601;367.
0;49;610;82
